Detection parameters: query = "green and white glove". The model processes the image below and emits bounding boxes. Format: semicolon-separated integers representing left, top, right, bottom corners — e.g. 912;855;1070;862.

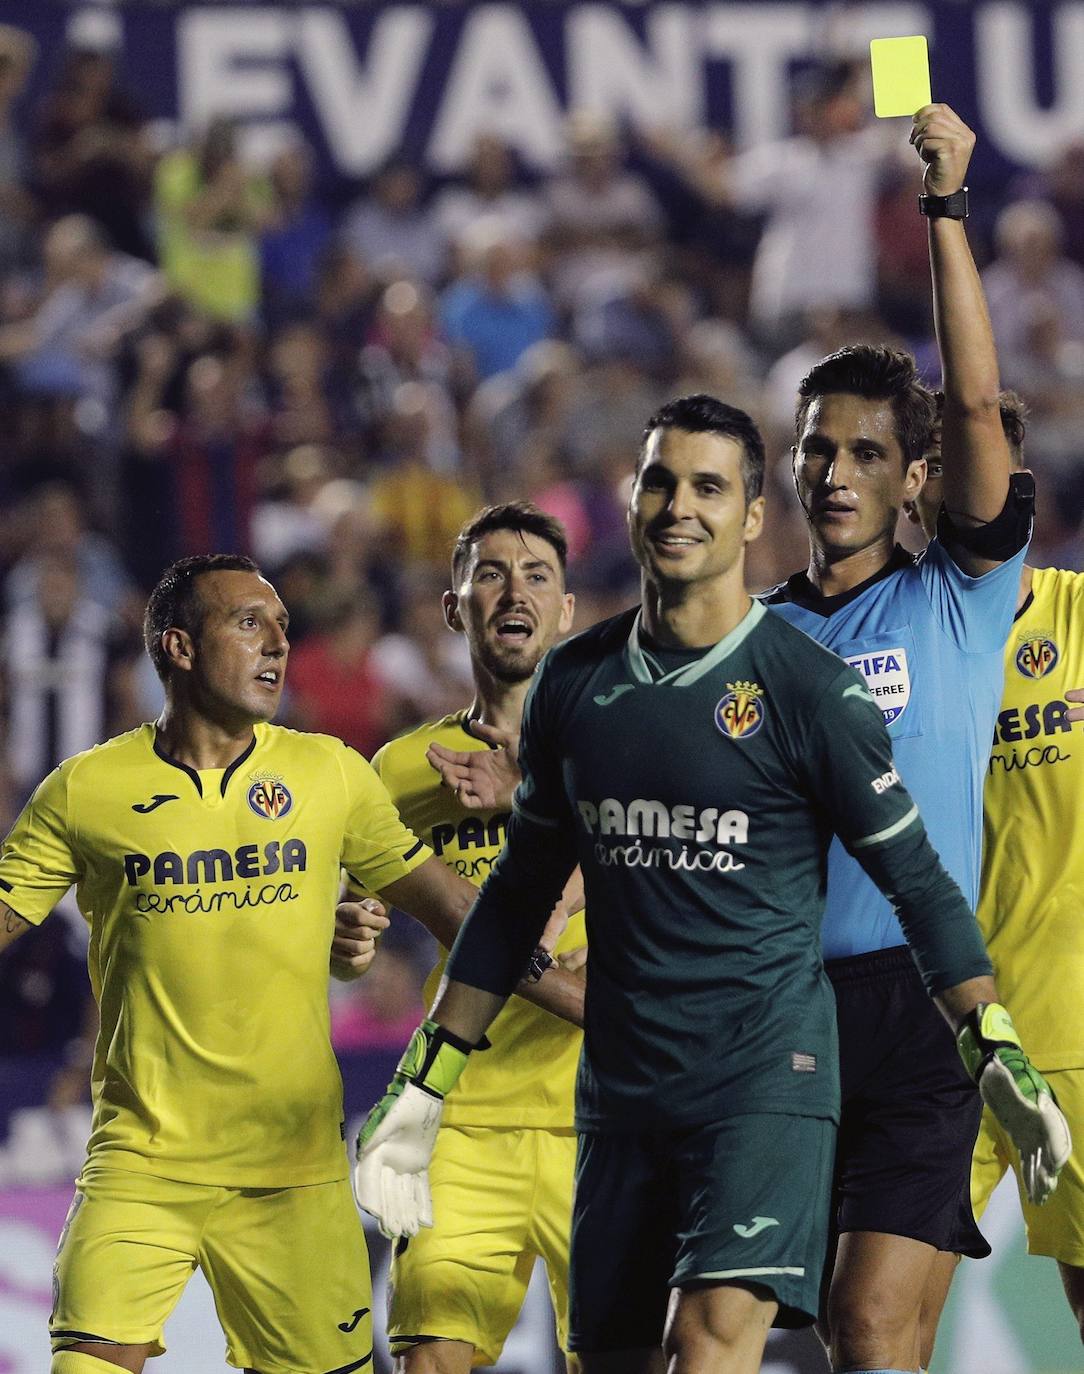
957;1003;1072;1205
353;1019;473;1239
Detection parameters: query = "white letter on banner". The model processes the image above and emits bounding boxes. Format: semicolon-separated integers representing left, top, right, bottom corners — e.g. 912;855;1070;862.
977;3;1084;166
702;4;812;148
566;5;702;131
179;8;292;131
299;8;433;177
428;4;564;171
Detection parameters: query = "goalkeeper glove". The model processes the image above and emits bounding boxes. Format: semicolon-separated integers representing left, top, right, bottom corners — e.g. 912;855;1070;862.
353;1019;473;1239
957;1002;1072;1205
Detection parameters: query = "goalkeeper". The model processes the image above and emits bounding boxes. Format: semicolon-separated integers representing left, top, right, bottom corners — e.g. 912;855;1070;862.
355;395;1070;1374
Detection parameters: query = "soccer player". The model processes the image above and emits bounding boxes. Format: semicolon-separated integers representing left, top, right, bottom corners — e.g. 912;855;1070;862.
760;106;1036;1373
906;395;1084;1358
368;501;585;1371
0;553;583;1374
352;394;1065;1374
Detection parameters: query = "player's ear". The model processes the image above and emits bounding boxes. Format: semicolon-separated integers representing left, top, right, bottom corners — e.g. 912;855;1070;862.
442;590;463;633
162;627;195;673
559;591;575;635
904;455;927;503
743;495;765;544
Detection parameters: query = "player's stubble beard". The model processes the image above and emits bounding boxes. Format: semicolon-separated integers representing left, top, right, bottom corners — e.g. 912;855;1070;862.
473;634;545;686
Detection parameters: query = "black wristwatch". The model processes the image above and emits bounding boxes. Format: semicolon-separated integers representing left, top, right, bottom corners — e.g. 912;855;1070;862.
919;186;969;220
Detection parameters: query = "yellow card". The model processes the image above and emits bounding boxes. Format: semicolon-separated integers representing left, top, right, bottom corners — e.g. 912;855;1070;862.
870;36;931;118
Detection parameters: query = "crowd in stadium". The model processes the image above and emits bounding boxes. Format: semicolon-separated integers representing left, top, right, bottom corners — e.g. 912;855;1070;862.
1;18;1083;1088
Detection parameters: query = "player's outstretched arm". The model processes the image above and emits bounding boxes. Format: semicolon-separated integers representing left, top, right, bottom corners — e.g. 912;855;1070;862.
376;855;584;1027
0;903;31;955
426;720;520;810
912;103;1011;570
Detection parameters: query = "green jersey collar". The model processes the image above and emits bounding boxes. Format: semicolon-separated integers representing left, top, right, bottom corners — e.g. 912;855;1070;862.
624;599;766;687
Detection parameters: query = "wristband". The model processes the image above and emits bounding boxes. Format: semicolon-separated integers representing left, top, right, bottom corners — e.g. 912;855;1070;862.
957;1002;1021;1083
522;946;556;983
397;1018;473;1100
919;186;968;220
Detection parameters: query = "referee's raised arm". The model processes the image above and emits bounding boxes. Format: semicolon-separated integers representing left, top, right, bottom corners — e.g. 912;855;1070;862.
914;103;1013;569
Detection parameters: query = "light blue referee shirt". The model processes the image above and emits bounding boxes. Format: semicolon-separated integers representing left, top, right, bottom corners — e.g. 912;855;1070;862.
763;539;1028;960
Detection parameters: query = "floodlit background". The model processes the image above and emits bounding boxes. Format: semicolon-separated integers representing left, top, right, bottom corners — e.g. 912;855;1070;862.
0;2;1082;1370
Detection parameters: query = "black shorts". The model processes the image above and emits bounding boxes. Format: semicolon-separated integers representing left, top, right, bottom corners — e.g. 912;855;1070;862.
567;1113;836;1352
828;946;989;1258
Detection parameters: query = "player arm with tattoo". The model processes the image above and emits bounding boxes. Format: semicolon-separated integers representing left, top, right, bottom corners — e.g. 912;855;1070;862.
0;901;32;953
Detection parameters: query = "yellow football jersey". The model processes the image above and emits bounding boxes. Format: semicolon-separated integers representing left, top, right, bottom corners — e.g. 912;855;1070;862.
0;721;431;1186
373;711;584;1127
980;567;1084;1069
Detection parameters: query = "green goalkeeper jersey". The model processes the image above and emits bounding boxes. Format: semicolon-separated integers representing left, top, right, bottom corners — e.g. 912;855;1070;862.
499;600;985;1131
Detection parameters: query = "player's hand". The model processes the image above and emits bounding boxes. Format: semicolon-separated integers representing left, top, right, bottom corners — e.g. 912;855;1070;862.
426;722;521;810
354;1020;474;1238
558;946;588;976
330;898;389;982
1065;687;1084;723
909;103;975;196
958;1003;1072;1204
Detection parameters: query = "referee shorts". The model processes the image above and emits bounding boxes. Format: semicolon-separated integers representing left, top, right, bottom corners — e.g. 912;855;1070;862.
50;1165;374;1373
828;946;989;1258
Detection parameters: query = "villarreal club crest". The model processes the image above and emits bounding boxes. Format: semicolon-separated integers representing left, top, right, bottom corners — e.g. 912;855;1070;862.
1015;635;1059;680
247;770;294;820
715;681;765;740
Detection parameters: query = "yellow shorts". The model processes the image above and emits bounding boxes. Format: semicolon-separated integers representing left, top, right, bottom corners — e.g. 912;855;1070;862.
50;1166;374;1373
387;1125;575;1367
971;1067;1084;1266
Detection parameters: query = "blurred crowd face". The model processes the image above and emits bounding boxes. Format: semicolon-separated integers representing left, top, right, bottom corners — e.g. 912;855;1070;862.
446;527;573;685
43;215;106;289
792;393;924;561
629;427;763;592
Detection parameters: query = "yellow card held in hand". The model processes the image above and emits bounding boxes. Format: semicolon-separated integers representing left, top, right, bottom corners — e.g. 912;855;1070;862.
870;36;931;118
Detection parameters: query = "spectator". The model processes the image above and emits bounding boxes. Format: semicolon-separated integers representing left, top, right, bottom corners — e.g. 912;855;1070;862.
0;25;37;275
32;43;152;261
250;442;335;573
1;549;140;804
982;199;1084;383
544;111;664;306
330;942;427;1053
284;595;392;757
260;136;332;323
339;154;446;286
155;118;273;323
433;132;545;266
369;566;473;726
440;218;554;382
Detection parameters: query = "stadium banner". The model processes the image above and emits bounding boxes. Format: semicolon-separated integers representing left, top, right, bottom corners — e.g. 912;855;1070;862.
1;2;1079;192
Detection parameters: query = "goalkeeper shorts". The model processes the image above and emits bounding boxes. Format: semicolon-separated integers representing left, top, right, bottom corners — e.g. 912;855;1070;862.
387;1124;575;1365
972;1067;1084;1266
567;1111;835;1352
50;1165;373;1373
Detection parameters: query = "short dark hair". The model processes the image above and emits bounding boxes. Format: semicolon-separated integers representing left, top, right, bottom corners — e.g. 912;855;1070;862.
796;345;935;467
639;393;765;504
932;388;1029;462
144;554;261;682
451;503;568;583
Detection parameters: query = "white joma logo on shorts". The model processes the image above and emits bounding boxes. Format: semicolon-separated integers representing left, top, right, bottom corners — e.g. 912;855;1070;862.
733;1216;779;1239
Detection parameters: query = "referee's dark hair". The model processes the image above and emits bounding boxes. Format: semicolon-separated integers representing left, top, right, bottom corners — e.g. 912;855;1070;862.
451;502;568;584
639;394;766;506
933;387;1029;464
145;554;261;682
796;345;936;469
